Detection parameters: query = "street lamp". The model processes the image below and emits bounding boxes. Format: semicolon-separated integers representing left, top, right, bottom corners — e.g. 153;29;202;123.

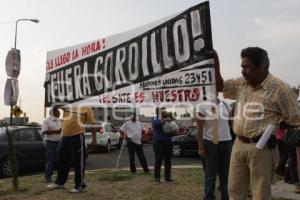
9;18;39;125
14;18;39;49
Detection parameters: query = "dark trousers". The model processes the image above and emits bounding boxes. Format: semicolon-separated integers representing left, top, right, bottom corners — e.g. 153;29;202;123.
127;139;149;173
203;140;232;200
153;140;172;180
44;141;59;180
285;144;299;183
55;134;86;189
276;140;288;177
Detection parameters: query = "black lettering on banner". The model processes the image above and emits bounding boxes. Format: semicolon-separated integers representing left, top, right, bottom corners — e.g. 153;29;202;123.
44;1;212;106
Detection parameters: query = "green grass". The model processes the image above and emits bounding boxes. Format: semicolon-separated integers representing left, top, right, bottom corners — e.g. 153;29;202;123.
0;168;292;200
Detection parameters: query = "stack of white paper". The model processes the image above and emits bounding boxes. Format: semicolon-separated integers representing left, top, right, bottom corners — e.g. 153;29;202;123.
256;124;275;150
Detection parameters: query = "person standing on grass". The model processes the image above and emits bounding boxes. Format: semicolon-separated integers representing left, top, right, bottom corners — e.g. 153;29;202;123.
197;97;232;200
46;106;94;193
216;46;300;200
119;112;150;174
42;106;62;183
152;108;177;183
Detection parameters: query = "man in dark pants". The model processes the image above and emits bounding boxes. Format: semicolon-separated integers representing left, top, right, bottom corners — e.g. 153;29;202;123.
42;107;62;183
152;108;174;183
120;113;150;174
46;106;94;193
197;98;232;200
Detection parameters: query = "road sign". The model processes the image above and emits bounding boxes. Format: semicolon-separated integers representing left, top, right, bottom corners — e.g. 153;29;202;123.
5;48;21;78
4;78;19;106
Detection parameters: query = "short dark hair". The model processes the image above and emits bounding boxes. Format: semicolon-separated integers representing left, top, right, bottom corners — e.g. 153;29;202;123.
49;107;59;116
241;47;270;69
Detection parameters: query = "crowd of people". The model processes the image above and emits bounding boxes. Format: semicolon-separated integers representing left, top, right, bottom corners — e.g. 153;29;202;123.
41;46;300;200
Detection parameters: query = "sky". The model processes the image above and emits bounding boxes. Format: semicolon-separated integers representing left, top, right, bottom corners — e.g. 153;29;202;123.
1;0;300;123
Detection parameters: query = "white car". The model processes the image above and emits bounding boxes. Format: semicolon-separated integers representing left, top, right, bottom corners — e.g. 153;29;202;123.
84;122;121;152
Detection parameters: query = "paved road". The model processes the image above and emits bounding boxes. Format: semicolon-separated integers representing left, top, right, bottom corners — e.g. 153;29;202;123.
86;144;202;170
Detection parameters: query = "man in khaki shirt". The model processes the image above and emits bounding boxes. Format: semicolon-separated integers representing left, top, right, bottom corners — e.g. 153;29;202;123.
214;47;300;200
46;106;94;193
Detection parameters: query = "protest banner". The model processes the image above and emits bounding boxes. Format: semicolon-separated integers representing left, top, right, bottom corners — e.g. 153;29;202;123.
44;1;215;109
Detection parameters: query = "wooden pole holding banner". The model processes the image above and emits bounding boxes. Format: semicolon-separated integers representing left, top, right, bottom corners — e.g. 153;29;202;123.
211;106;219;144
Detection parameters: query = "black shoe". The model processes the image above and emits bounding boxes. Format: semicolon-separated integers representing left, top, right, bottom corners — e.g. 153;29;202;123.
165;178;175;182
81;183;87;189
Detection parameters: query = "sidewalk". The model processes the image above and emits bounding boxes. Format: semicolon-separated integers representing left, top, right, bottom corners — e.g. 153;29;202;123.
272;181;300;200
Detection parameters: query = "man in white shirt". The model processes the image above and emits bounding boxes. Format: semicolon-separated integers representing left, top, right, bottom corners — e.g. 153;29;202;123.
42;107;62;183
197;98;232;200
120;113;150;173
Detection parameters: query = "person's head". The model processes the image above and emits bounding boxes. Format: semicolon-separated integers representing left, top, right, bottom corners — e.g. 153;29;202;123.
161;108;168;119
240;47;270;87
156;107;167;118
50;107;60;118
131;112;137;122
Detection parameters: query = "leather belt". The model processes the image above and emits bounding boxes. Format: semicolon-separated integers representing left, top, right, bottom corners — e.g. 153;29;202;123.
238;135;261;143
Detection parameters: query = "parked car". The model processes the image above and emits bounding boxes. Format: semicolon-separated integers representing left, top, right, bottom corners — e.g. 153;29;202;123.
84;122;120;152
0;126;45;177
172;126;198;157
0;126;89;178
